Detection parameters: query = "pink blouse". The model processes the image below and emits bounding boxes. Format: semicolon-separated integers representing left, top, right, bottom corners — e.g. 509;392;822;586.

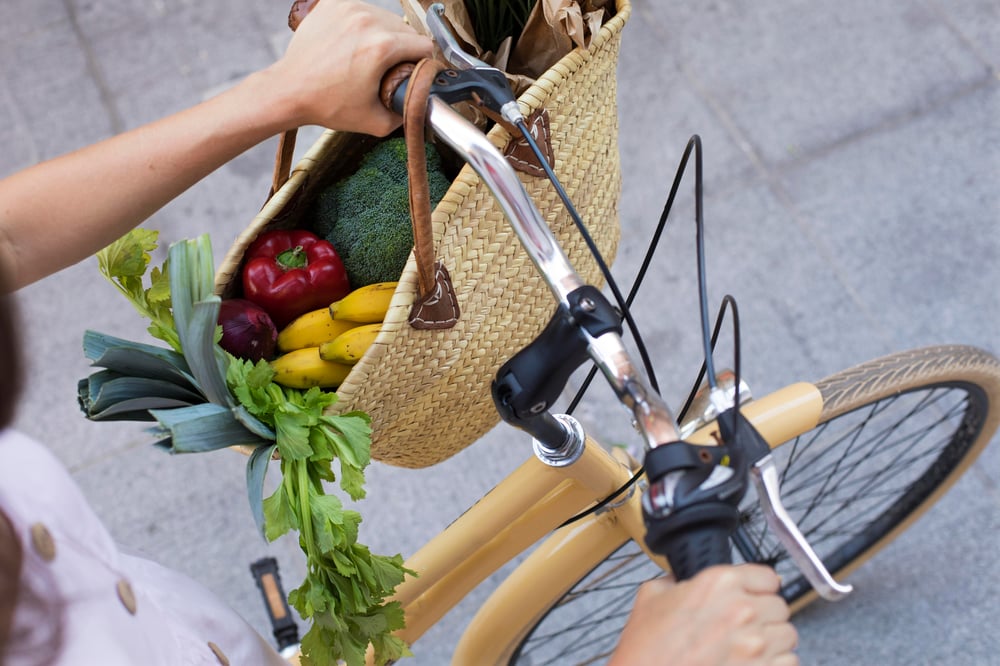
0;429;289;665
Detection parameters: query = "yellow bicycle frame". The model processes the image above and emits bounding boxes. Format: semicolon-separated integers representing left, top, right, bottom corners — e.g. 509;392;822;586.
354;381;823;665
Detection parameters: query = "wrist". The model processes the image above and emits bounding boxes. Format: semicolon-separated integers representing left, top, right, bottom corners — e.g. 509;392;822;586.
235;64;309;134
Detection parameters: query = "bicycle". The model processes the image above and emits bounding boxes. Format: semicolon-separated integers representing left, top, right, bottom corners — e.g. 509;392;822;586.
244;5;1000;665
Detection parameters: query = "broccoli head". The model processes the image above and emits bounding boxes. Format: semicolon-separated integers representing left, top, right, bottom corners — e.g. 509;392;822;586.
308;137;451;288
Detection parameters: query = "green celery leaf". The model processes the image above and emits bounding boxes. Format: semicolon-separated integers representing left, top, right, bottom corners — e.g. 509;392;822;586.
370;553;410;593
262;479;299;541
308;493;347;554
299;624;347;666
369;603;411;664
96;229;180;351
299;386;339;414
350;612;388;641
150;403;269;453
318;421;365;470
307;428;336;467
246;444;278;539
273;409;315;461
147;262;171;304
330;549;358;578
226;358;278;423
350;551;377;592
98;227;159;280
338;463;366;502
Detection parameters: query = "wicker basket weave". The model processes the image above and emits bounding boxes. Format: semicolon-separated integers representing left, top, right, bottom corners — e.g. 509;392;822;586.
215;0;630;468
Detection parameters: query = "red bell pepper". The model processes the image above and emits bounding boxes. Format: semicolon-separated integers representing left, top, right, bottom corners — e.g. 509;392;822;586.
242;229;351;328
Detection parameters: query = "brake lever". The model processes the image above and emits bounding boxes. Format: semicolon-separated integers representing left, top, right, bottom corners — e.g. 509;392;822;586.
716;406;853;601
425;2;490;71
750;455;853;601
423;2;525;125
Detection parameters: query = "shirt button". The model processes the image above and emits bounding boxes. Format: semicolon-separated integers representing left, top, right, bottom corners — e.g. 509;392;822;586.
29;523;56;561
208;641;230;665
116;578;138;615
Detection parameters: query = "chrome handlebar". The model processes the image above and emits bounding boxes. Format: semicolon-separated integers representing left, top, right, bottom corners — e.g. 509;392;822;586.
418;2;852;601
425;97;684;451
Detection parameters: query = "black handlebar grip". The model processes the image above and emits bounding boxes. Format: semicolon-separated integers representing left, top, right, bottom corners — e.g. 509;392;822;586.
644;501;738;581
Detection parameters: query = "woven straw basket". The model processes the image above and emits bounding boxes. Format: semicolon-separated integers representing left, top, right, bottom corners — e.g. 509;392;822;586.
215;0;630;468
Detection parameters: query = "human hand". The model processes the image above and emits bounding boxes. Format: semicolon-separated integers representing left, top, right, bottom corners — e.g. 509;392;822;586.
266;0;433;136
609;565;799;666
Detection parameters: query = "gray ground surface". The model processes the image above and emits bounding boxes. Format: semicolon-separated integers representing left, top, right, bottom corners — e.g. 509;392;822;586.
2;0;998;664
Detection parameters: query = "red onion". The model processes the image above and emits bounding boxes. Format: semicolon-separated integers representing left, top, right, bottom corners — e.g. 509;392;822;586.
218;298;278;362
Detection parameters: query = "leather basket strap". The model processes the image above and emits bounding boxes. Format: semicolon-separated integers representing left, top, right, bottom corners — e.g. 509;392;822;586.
270;129;298;196
402;58;460;329
267;0;321;196
402;58;447;296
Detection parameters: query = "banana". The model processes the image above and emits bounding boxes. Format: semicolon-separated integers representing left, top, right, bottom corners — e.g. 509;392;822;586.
318;323;381;364
270;347;353;389
329;282;398;323
277;307;361;353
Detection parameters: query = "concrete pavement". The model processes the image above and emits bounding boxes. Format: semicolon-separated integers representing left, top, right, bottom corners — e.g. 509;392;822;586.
2;0;997;663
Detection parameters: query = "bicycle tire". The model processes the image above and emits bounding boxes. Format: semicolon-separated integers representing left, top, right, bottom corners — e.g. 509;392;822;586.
506;345;1000;665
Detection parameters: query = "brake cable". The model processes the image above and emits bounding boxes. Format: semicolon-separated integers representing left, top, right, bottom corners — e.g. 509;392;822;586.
507;130;747;529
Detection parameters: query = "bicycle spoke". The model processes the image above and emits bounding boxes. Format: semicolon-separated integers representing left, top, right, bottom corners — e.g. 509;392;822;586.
735;387;971;573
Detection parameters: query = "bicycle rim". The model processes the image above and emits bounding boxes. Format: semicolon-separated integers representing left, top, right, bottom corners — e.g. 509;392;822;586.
507;345;1000;665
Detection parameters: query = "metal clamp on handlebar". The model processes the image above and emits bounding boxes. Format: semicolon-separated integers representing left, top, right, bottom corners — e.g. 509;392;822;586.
492;286;622;449
384;65;517;119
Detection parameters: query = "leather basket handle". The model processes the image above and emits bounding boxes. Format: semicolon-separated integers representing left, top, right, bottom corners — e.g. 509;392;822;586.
395;58;461;330
267;0;321;195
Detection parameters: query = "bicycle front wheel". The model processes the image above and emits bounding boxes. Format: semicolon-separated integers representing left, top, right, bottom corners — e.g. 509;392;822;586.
507;344;1000;665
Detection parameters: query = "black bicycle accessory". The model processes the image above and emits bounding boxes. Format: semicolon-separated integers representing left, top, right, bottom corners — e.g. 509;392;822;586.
492;285;622;445
387;65;515;117
250;557;300;652
642;407;757;580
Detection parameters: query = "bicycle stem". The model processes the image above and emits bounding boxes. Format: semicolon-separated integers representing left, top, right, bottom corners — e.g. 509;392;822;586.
425;98;683;451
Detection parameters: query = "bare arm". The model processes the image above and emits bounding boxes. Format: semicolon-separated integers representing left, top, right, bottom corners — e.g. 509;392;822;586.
0;0;432;290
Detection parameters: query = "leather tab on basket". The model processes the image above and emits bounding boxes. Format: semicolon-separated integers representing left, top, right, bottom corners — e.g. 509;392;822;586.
502;109;554;177
287;0;319;31
403;58;459;329
408;261;460;329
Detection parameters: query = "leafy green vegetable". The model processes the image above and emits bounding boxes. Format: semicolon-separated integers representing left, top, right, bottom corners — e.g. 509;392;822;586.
85;228;413;666
82;329;197;388
96;228;179;351
228;357;414;666
167;235;233;407
308;138;451;287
